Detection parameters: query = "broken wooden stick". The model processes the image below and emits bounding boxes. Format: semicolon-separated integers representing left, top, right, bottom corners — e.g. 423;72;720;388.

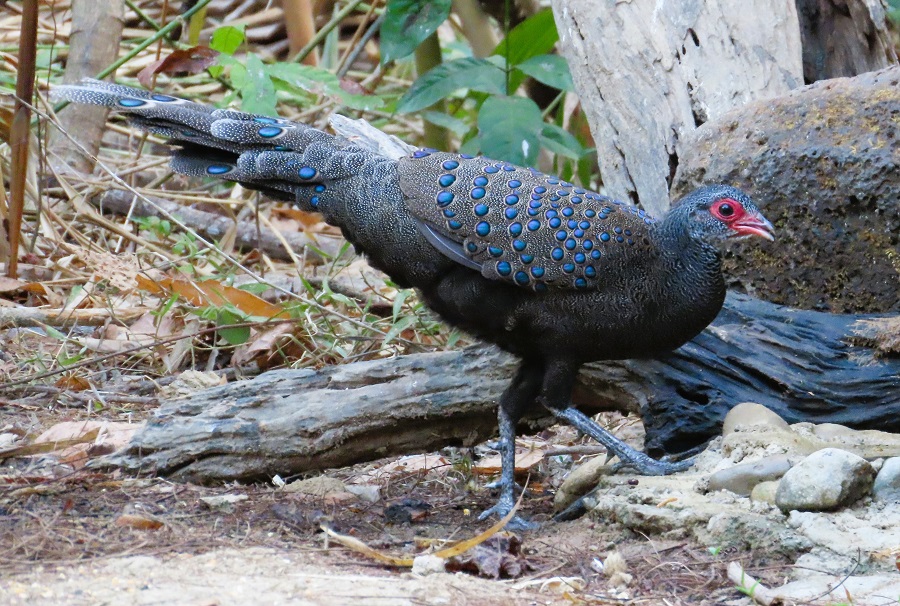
97;293;900;483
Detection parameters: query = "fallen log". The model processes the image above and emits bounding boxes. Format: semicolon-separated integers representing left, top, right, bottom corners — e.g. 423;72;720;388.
100;293;900;483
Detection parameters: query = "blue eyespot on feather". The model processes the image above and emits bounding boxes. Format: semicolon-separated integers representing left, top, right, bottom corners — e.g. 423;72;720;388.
258;126;282;138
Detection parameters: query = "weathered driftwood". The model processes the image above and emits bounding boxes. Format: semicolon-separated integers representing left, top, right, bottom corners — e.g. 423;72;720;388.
102;294;900;483
552;0;803;216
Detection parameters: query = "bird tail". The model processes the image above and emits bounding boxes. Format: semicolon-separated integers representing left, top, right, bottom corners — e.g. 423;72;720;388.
52;79;448;287
51;79;393;220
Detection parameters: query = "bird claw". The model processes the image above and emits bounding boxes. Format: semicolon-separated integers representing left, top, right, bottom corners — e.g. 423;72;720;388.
548;406;696;477
610;454;695;476
482;479;529;495
477;504;539;531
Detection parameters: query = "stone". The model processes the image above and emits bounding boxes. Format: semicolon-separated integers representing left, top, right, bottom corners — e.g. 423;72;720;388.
412;554;446;575
722;402;790;435
553;455;613;511
345;483;381;503
673;65;900;313
872;457;900;502
722;422;900;461
775;448;876;512
707;455;794;496
284;476;347;496
749;480;779;505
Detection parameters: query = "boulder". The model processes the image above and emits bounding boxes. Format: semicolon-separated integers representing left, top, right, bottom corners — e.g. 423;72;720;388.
707;455;794;496
775;448;876;512
673;65;900;313
872;457;900;502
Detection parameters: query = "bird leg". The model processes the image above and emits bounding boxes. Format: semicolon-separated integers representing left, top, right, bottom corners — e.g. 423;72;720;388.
537;361;694;476
550;407;693;475
477;359;543;530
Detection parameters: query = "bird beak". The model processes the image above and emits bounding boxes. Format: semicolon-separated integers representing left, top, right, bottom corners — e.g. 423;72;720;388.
732;212;775;241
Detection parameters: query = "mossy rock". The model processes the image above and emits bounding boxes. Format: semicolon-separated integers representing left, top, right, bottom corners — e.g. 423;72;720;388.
674;65;900;313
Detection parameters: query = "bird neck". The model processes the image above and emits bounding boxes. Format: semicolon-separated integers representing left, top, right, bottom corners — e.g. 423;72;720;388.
652;206;725;292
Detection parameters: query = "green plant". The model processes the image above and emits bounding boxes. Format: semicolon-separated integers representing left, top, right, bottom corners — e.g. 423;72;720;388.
205;2;594;184
385;4;592;175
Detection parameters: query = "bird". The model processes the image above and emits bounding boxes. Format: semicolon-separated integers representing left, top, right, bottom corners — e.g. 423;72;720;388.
54;79;775;527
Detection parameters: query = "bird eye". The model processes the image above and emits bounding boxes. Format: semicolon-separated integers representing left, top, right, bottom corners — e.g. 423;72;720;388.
717;202;734;217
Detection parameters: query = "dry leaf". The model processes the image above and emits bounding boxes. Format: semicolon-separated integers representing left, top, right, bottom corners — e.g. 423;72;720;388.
136;274;287;319
138;46;219;88
54;374;91;391
114;513;164;530
445;533;532;578
474;446;546;476
321;491;524;568
231;322;296;367
0;277;29;292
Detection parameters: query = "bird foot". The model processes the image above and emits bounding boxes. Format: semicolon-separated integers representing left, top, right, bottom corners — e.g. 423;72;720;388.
548;405;696;476
482;479;530;495
477;503;539;531
609;454;695;476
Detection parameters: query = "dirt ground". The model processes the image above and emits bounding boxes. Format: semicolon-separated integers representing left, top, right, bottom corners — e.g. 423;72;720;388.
0;402;789;606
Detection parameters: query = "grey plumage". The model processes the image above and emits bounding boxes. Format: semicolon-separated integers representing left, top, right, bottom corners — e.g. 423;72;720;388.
54;79;775;527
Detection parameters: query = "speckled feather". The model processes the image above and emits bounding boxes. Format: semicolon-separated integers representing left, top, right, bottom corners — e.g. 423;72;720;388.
52;79;769;365
55;79;778;520
400;151;657;291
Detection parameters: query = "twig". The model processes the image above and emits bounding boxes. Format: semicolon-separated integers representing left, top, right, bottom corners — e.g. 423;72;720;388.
726;561;780;606
0;319;279;390
544;445;607;457
96;189;344;264
290;0;367;64
0;306;149;328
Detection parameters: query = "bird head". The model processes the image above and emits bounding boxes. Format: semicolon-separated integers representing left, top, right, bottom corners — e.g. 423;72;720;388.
676;185;775;244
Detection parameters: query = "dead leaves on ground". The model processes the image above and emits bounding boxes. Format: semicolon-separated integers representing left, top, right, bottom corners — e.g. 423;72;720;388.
321;493;531;578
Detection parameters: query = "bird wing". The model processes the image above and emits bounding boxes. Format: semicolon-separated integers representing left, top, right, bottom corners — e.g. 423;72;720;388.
400;151;657;291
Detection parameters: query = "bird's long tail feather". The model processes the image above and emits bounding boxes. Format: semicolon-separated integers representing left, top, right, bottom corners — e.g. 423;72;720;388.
51;78;382;212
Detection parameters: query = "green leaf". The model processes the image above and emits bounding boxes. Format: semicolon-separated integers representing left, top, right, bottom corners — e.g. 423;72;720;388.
234;54;278;116
237;282;270;295
476;96;543;166
210;25;245;56
577;151;596;188
383;314;416;346
215;309;250;345
492;9;559;66
381;0;452;63
218;324;251;345
57;352;85;366
44;325;69;341
392;289;411;321
516;54;574;91
397;57;506;113
267;63;384;111
421;110;472;138
539;123;585;159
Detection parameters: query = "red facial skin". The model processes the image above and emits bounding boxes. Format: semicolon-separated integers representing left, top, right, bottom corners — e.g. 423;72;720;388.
711;198;775;241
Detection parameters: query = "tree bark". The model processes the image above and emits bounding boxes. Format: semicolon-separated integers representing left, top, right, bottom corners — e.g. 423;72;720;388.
48;0;124;175
551;0;803;217
796;0;898;84
100;294;900;483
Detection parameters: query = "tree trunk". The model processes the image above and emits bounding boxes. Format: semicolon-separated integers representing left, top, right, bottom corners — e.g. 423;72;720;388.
796;0;898;84
100;294;900;483
551;0;803;217
48;0;124;175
